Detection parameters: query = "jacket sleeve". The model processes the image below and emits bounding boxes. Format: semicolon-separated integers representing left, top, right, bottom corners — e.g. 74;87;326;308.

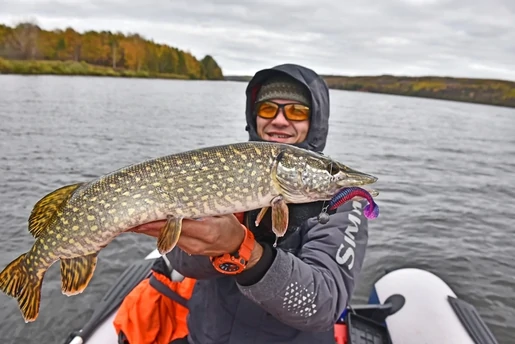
235;199;370;332
165;247;222;280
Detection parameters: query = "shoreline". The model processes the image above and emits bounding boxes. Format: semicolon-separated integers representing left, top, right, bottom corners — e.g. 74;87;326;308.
0;22;224;81
1;59;514;108
224;75;515;109
0;58;203;80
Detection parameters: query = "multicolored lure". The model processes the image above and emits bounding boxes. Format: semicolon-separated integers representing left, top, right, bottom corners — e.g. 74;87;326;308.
329;186;379;219
317;186;379;224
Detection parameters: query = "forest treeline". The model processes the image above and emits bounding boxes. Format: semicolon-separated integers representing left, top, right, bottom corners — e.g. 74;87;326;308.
0;22;224;80
323;75;515;108
225;75;515;108
2;22;513;108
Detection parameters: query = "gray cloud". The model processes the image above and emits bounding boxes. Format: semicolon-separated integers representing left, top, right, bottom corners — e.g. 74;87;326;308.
1;0;514;80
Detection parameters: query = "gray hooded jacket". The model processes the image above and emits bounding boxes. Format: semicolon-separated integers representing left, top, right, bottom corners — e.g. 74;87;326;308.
166;64;369;344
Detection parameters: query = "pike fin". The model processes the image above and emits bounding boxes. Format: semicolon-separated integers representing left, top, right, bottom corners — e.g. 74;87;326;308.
157;215;183;255
60;253;98;296
255;207;269;227
270;196;289;238
0;253;44;323
28;183;85;238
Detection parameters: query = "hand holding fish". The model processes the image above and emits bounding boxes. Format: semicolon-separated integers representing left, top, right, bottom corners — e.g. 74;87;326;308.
131;215;263;266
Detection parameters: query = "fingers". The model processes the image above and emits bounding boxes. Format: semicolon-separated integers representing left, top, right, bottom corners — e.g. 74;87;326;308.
177;236;219;256
181;214;240;240
128;220;165;238
137;229;161;238
143;221;166;231
176;214;243;256
182;225;222;245
127;214;241;249
180;216;221;239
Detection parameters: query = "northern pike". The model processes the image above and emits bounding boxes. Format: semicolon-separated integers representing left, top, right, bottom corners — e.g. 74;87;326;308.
0;141;378;323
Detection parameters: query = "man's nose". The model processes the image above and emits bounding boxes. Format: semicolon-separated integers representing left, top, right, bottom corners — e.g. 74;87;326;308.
271;109;289;126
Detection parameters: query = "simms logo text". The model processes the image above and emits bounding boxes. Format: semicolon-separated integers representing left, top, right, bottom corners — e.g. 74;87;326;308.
336;201;363;270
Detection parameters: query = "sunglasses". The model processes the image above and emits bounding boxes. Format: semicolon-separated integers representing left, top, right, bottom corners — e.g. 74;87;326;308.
255;101;310;122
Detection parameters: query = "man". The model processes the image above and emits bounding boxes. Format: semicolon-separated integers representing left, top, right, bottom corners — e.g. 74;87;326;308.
133;64;370;344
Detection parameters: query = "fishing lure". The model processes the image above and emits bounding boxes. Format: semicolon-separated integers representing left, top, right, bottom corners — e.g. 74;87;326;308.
317;186;379;224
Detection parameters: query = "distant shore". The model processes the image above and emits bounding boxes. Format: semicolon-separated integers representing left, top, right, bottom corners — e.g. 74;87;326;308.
1;59;514;108
225;75;515;109
2;22;513;108
0;58;193;80
0;22;224;81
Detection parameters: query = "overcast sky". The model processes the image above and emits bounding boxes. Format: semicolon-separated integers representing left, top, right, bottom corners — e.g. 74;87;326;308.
1;0;514;80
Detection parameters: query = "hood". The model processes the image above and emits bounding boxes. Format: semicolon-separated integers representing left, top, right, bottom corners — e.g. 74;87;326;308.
244;63;330;153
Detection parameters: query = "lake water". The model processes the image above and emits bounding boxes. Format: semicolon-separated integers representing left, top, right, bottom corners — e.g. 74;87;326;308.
0;75;514;343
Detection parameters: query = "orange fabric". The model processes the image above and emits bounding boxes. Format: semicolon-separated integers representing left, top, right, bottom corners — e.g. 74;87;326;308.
113;271;196;344
234;212;245;224
334;323;348;344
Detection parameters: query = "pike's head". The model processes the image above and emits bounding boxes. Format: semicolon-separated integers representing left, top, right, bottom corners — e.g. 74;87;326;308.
272;147;378;202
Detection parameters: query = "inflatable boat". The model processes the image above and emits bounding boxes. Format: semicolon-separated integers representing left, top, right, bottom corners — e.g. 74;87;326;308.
62;249;499;344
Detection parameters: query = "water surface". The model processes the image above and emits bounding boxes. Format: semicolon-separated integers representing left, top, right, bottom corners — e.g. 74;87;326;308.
0;75;513;343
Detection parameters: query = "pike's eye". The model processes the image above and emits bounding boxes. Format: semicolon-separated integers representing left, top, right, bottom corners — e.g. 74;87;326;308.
327;163;340;175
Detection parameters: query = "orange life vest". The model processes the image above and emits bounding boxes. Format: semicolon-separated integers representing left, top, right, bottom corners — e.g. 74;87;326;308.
112;212;246;344
113;270;196;344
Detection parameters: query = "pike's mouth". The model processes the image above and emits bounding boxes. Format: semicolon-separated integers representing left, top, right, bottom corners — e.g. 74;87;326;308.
335;172;378;187
364;188;379;197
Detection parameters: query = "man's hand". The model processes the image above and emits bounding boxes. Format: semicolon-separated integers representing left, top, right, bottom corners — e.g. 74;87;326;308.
129;214;263;268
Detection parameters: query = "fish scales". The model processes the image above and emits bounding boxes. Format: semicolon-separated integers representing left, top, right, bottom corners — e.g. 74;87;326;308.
0;141;378;323
51;144;279;254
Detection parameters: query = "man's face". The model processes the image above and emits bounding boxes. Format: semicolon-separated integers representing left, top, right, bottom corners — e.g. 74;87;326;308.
256;99;310;144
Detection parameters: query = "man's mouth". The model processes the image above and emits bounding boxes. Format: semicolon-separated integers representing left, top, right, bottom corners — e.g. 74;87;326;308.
267;132;292;139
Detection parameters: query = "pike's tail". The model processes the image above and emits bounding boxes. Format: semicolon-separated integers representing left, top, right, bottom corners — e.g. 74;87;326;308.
0;253;44;323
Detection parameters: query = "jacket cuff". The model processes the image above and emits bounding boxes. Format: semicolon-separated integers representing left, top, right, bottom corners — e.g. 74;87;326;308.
236;248;292;300
235;242;276;286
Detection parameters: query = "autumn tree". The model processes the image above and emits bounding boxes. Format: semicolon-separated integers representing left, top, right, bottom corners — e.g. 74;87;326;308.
0;22;224;80
201;55;223;80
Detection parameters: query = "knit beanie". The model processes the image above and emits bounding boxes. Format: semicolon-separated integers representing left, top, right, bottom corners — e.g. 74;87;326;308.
256;74;311;106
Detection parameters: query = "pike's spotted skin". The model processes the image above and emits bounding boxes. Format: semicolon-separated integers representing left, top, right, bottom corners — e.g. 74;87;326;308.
0;141;378;323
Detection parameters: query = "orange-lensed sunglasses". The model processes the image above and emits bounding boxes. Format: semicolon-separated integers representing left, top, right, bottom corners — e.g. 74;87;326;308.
255;101;310;122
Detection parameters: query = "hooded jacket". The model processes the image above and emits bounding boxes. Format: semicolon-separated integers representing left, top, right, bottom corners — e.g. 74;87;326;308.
244;63;330;153
166;64;369;344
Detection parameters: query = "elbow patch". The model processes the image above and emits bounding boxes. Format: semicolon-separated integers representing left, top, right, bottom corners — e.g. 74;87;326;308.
282;281;318;318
